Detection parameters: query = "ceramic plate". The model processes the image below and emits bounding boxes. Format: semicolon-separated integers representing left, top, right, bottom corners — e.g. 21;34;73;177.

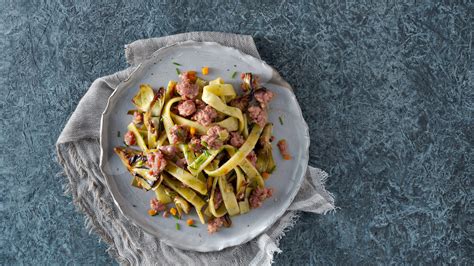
100;41;309;252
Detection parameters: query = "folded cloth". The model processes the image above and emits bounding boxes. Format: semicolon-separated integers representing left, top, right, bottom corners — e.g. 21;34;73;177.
56;31;335;265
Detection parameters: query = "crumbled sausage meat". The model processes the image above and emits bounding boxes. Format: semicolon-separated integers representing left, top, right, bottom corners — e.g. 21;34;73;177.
150;198;166;212
169;125;189;144
207;217;225;234
249;187;273;209
214;190;223;209
229;131;245;148
201;126;229;150
176;71;199;100
229;95;250;111
194;99;207;109
277;139;291;160
246;150;257;167
254;88;274;108
247;106;267;128
146;151;167;176
133;111;143;124
124;131;136;146
189;136;204;153
159;145;179;159
177;100;196;117
192;105;218;126
176;157;187;169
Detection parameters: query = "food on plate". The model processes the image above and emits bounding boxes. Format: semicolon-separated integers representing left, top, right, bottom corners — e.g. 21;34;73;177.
277;139;291;160
114;71;282;233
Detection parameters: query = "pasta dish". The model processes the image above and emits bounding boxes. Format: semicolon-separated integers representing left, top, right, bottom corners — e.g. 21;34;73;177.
114;68;289;233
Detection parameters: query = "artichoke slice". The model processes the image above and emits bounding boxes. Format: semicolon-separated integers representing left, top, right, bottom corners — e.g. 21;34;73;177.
132;84;155;112
256;123;276;174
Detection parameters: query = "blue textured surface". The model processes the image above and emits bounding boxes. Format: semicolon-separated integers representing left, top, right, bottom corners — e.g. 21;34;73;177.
1;1;473;265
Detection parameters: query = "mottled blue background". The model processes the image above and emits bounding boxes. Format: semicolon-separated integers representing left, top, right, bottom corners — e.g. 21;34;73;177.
1;1;472;265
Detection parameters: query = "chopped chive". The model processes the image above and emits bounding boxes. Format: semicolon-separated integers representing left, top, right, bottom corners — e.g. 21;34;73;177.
176;68;181;75
173;62;182;66
176;223;180;230
117;131;121;137
189;224;197;228
231;71;237;79
193;156;206;165
279;116;284;125
172;214;180;220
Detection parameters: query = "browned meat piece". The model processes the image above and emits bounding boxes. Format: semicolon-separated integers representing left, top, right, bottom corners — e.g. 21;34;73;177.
146;151;167;176
194;99;207;109
176;71;199;100
177;100;196;117
246;150;257;167
229;95;250;111
229;131;245;148
150;198;166;212
169;125;189;144
254;88;274;108
247;106;267;128
192;105;218;126
133;111;143;124
189;137;204;153
207;217;225;234
201;126;229;150
214;189;223;209
159;145;179;159
249;187;273;209
124;131;136;146
180;71;197;81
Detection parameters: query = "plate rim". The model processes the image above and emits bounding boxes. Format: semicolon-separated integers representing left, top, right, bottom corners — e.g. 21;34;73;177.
99;40;310;252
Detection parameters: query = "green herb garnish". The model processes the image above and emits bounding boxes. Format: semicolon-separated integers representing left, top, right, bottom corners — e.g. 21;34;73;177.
176;223;180;230
231;71;237;79
189;224;197;228
117;131;121;137
176;68;181;75
172;214;180;220
279;116;284;125
193;156;206;165
173;62;182;66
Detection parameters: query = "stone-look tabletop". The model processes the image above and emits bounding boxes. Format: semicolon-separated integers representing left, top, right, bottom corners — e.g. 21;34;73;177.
1;1;472;265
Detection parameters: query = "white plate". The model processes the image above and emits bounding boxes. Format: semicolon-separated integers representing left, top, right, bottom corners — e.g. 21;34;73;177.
99;41;309;252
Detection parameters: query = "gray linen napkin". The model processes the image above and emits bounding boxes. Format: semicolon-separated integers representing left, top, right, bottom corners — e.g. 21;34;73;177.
56;32;335;265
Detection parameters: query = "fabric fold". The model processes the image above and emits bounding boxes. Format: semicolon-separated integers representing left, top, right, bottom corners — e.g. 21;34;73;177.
125;31;261;66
